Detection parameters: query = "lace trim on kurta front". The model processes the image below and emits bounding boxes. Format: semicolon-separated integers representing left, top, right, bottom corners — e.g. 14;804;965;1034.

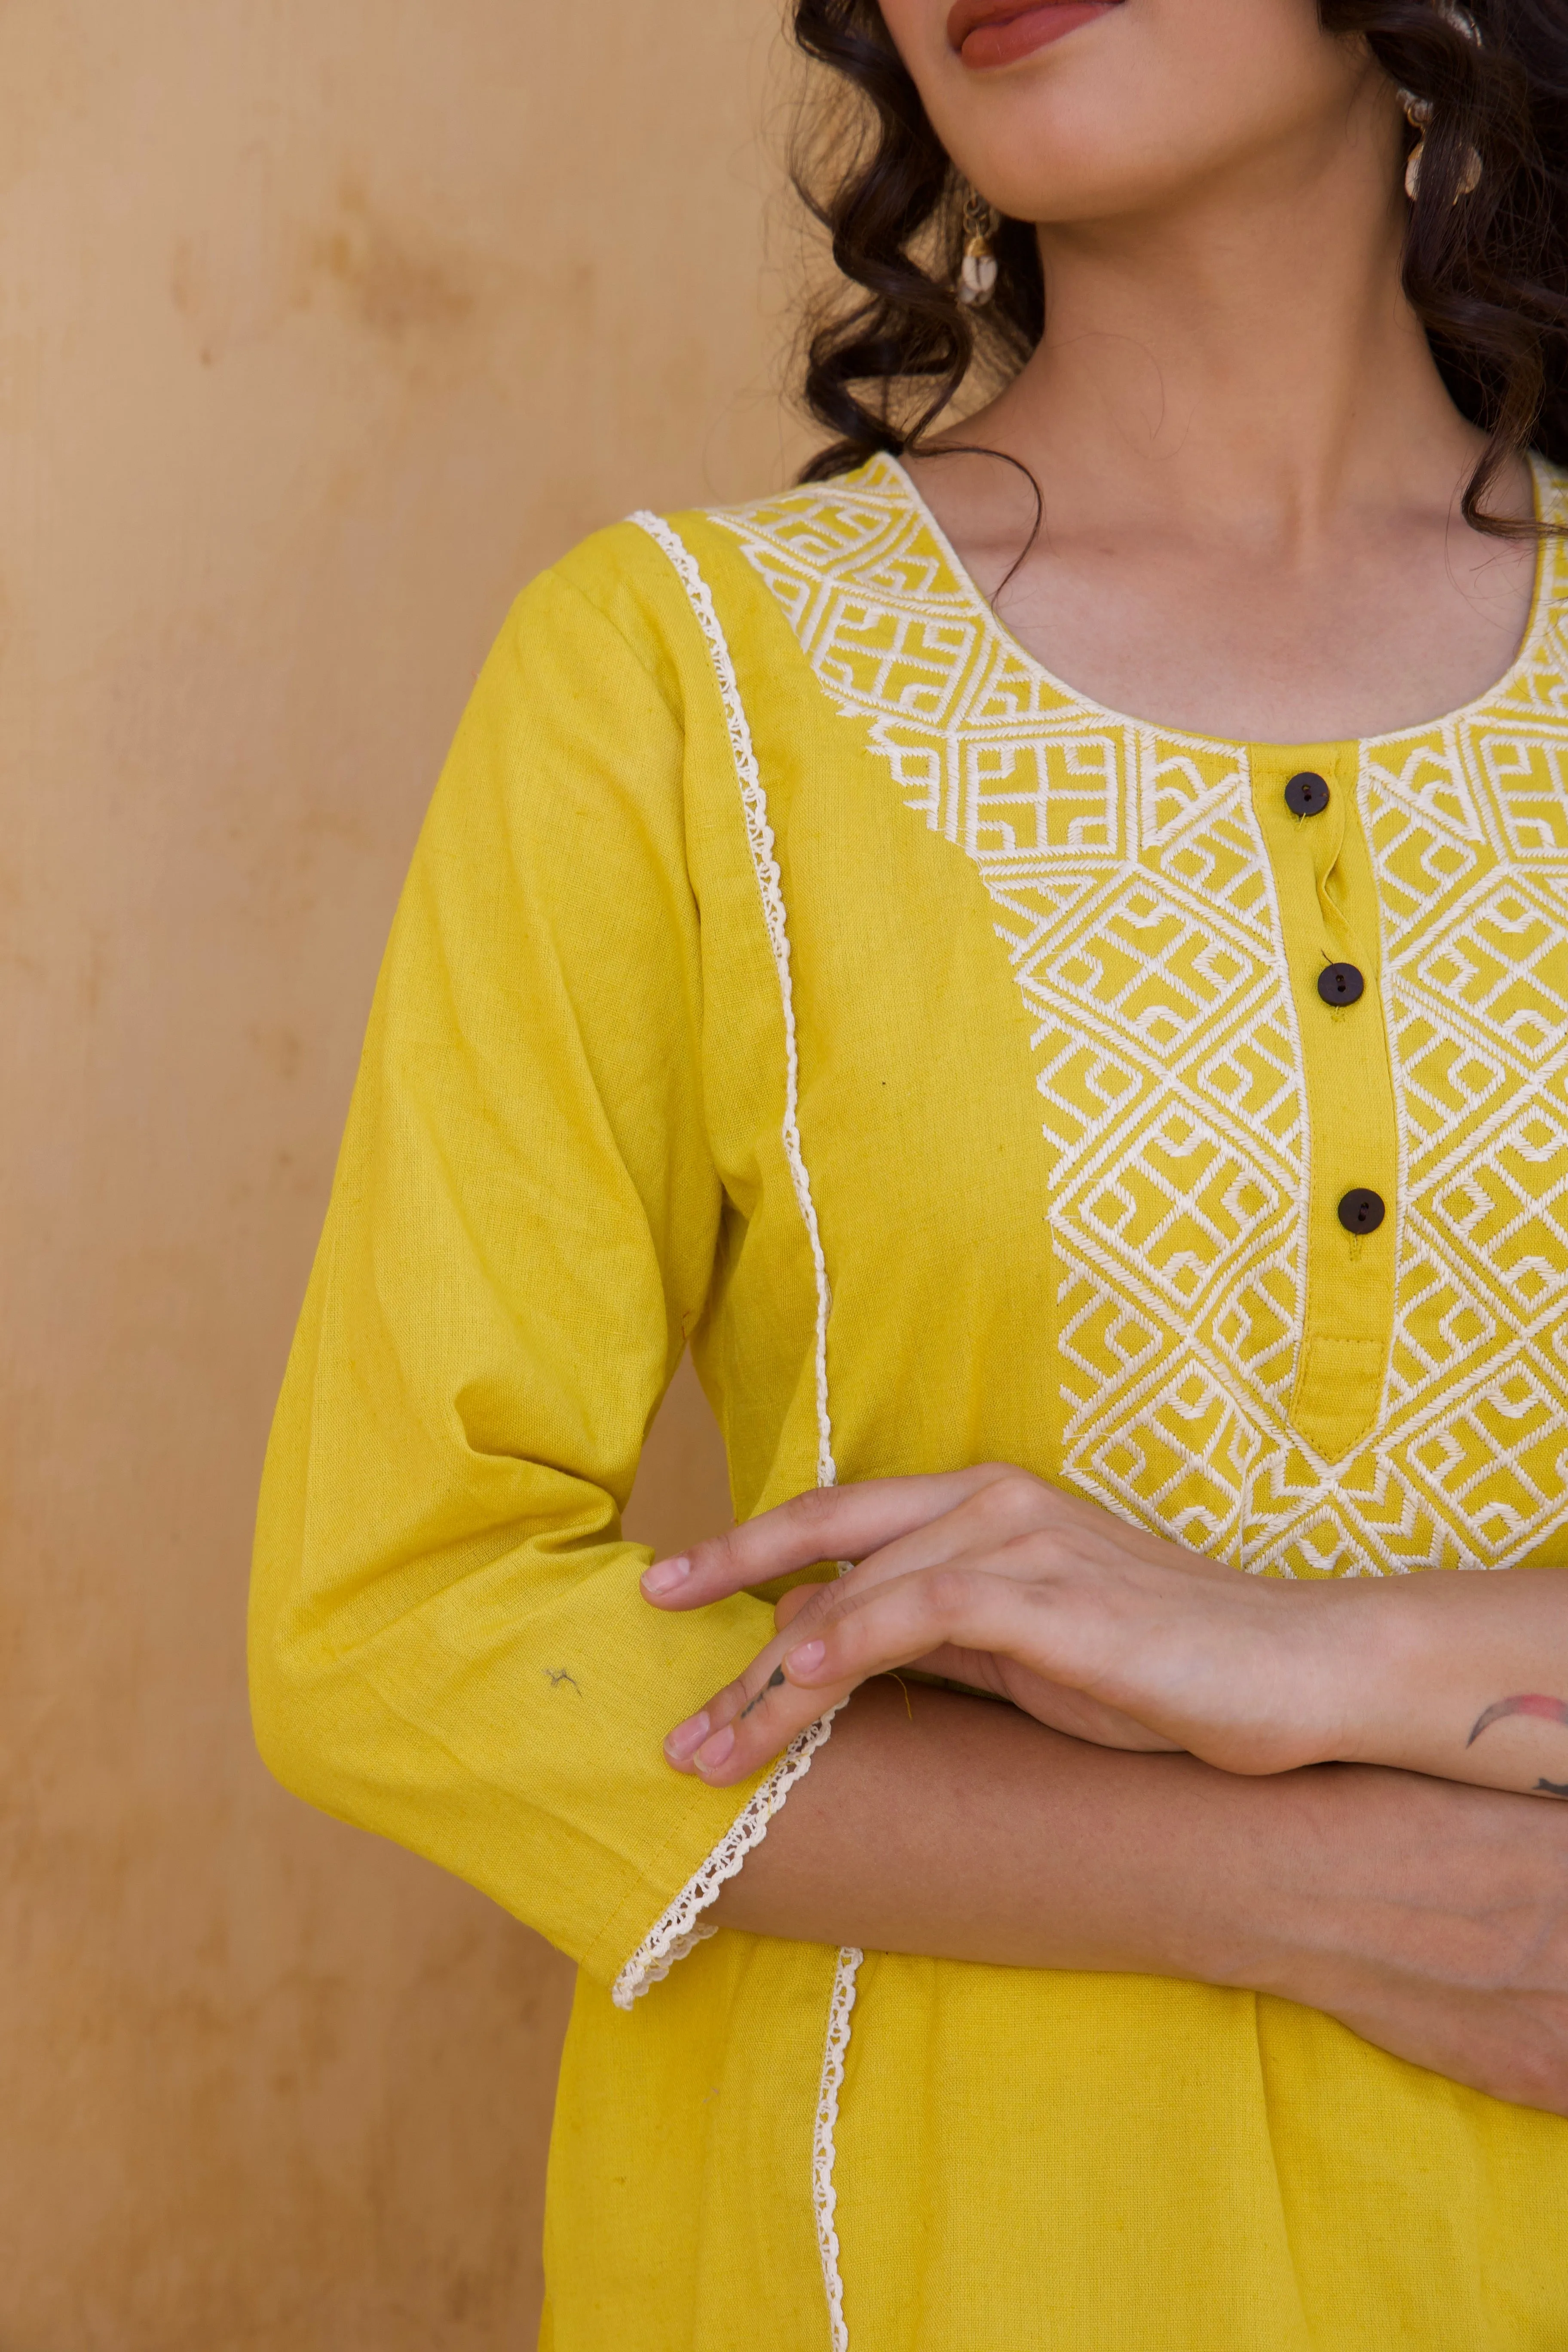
612;515;847;2013
620;517;864;2340
814;1946;863;2351
633;509;837;1490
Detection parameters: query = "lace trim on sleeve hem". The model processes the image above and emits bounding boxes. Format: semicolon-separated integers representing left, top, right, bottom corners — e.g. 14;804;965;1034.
609;1700;846;2009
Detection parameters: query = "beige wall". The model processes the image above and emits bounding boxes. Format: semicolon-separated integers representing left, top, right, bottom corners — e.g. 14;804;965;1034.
0;5;807;2341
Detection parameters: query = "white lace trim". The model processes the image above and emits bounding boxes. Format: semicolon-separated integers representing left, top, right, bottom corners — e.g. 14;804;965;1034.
625;513;857;2332
631;510;837;1488
814;1945;863;2351
609;1701;845;2009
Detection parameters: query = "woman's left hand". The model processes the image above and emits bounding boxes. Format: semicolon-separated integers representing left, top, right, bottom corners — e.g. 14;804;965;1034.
643;1464;1359;1790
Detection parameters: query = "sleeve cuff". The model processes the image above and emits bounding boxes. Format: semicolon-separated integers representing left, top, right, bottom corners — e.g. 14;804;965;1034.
609;1700;846;2008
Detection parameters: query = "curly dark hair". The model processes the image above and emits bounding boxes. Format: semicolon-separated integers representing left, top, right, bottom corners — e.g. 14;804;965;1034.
792;0;1568;531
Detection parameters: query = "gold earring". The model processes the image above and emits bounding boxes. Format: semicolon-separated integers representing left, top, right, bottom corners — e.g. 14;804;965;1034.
1399;89;1482;203
1399;0;1482;205
958;188;999;309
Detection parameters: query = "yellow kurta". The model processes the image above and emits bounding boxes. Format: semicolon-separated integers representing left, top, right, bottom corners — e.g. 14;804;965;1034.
251;456;1568;2350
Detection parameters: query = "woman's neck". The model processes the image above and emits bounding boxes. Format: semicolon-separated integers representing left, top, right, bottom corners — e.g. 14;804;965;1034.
940;104;1507;566
910;109;1536;744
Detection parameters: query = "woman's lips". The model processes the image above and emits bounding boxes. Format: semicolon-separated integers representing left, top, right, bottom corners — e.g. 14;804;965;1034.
947;0;1119;70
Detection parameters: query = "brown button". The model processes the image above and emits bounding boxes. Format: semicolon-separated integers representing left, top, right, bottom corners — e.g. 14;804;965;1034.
1317;963;1365;1006
1337;1188;1385;1234
1284;771;1331;817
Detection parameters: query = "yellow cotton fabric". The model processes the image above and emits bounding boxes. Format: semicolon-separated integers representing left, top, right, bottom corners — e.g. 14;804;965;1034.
252;459;1568;2352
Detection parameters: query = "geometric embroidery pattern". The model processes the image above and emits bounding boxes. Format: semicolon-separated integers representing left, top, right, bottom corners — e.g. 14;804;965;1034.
716;455;1568;1577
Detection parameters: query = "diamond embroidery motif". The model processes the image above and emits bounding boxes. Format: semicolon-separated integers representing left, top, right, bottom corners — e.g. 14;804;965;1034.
716;456;1568;1575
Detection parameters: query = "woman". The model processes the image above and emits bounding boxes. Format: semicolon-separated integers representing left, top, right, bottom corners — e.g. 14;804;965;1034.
251;0;1568;2344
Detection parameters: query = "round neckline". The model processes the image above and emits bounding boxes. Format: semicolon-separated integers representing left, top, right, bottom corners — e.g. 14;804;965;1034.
886;450;1558;757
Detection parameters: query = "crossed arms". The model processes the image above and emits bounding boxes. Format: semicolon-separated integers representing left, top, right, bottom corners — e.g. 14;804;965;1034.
643;1467;1568;2114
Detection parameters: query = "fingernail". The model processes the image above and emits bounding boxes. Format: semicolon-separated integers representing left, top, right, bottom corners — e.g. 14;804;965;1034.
664;1710;709;1762
642;1556;691;1598
786;1639;827;1678
695;1724;736;1772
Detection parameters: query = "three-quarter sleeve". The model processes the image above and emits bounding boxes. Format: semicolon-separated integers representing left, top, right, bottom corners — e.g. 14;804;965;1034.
249;561;815;1994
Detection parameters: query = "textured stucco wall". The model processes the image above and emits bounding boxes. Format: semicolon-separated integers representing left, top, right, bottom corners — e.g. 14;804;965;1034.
0;4;799;2341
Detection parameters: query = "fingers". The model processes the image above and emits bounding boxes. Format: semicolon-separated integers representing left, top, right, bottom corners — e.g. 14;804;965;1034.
649;1464;1213;1788
662;1612;860;1788
773;1580;829;1633
662;1559;1065;1792
781;1565;1066;1707
640;1464;1015;1611
652;1475;1077;1786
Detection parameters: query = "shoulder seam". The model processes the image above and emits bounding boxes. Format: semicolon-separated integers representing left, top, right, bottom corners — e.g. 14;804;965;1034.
533;543;692;729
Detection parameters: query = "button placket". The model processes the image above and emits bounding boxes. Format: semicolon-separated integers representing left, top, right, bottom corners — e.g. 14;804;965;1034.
1252;742;1400;1464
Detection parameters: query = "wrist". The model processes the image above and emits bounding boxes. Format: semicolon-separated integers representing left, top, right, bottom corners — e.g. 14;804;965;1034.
1285;1577;1414;1770
1179;1757;1435;2006
1110;1752;1344;1990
